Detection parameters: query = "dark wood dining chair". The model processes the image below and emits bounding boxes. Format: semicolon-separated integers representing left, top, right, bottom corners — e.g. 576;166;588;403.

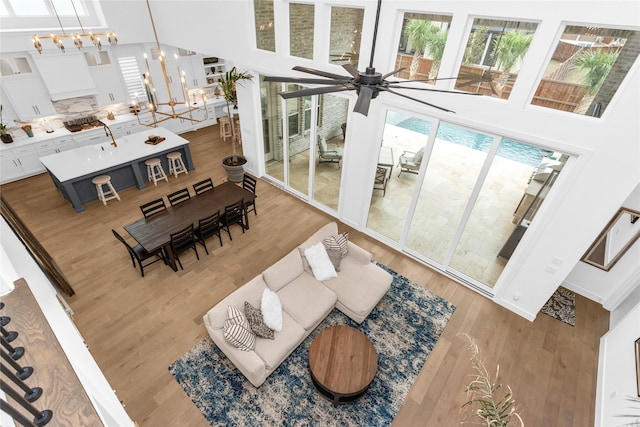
112;229;166;277
193;178;214;195
219;199;246;241
169;224;199;270
195;212;223;255
140;198;167;218
167;188;191;206
242;174;257;216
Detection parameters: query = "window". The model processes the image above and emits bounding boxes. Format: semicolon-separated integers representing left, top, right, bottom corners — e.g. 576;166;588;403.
396;13;452;83
329;7;363;66
531;24;640;116
455;18;538;99
290;3;314;60
254;0;275;52
118;56;145;104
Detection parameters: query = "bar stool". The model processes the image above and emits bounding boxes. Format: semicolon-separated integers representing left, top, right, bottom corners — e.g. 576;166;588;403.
145;158;168;186
167;152;188;179
219;116;232;141
92;175;120;206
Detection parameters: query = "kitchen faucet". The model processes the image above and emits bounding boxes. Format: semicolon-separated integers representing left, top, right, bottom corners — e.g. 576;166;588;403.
98;120;117;147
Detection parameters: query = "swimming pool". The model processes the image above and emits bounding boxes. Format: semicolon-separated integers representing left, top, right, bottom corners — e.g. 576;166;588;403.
386;111;553;167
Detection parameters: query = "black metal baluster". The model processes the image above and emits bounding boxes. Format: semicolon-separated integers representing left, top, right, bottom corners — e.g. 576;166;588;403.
1;349;33;380
1;363;42;402
1;325;18;342
0;336;24;360
0;381;52;426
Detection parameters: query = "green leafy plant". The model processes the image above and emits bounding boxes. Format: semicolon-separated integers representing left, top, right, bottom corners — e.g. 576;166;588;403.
404;20;447;79
463;26;489;65
0;104;8;137
571;48;619;93
460;334;523;426
219;67;253;108
491;31;533;74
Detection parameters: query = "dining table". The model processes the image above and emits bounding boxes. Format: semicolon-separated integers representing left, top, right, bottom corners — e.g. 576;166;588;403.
124;181;256;271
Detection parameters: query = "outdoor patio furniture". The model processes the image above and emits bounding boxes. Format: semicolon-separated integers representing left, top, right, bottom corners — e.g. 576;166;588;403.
317;135;343;168
398;148;424;176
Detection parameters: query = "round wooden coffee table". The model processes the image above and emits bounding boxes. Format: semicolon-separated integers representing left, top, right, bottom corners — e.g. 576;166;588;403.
308;325;377;406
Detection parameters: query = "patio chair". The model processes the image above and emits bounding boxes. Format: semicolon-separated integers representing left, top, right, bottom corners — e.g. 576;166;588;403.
398;148;424;177
373;166;389;196
317;135;343;168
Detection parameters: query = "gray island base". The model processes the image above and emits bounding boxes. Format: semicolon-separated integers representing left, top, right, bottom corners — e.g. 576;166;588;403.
39;127;194;212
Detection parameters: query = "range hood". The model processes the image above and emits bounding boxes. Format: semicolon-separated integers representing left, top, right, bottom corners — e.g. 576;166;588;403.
30;51;97;101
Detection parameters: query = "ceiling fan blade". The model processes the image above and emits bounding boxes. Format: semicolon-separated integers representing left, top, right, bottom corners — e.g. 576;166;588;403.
264;76;348;85
279;84;355;99
342;64;360;78
386;84;482;96
380;87;456;113
353;86;374;116
389;76;461;84
292;66;352;81
381;67;404;80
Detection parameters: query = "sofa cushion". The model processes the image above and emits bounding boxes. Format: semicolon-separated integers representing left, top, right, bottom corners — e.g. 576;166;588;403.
262;249;304;292
224;306;256;351
323;232;349;258
207;276;268;329
261;288;283;332
304;242;337;281
277;274;337;330
325;248;342;272
244;302;274;339
322;257;392;322
253;311;306;370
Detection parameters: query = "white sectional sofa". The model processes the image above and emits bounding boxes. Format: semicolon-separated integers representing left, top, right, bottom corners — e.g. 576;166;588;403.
203;222;393;387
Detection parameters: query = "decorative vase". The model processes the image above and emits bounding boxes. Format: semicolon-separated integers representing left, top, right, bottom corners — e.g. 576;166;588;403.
1;134;13;144
26;130;34;137
221;155;247;183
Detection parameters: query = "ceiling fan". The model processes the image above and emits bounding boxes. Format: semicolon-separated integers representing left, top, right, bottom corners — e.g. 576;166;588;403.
264;0;482;116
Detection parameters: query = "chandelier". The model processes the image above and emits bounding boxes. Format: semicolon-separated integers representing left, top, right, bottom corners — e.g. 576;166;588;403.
132;0;207;127
32;0;117;53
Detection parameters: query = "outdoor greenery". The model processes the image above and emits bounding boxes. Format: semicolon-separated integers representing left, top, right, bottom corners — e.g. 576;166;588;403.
460;334;523;426
491;31;534;74
463;26;489;65
0;105;8;137
404;20;448;79
571;48;619;93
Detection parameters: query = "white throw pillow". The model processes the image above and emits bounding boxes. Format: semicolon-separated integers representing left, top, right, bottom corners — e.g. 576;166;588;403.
304;242;337;281
261;289;283;332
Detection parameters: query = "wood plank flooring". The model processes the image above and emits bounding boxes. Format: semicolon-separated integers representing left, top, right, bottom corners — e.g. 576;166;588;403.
0;124;609;426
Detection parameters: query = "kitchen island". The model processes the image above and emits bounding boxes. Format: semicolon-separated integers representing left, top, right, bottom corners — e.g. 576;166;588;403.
39;127;194;212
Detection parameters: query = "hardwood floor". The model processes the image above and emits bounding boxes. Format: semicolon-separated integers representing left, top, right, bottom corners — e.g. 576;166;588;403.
0;124;609;426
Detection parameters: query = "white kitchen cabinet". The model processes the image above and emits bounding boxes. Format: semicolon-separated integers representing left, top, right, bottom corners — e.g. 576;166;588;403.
2;75;56;120
148;59;185;105
203;57;226;85
178;54;206;89
0;56;33;76
90;65;128;105
73;128;110;147
0;145;44;183
109;119;143;137
35;136;76;157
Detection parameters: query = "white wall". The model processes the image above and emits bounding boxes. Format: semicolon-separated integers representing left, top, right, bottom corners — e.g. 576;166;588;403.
116;0;640;320
3;0;638;320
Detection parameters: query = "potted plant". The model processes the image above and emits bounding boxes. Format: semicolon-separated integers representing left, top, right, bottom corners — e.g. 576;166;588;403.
221;154;247;183
0;105;13;143
219;67;253;152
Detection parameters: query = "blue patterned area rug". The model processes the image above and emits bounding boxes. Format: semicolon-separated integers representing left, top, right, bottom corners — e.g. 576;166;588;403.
168;264;456;426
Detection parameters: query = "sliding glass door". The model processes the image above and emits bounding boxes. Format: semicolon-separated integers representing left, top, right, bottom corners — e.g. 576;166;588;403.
260;76;347;213
368;110;567;290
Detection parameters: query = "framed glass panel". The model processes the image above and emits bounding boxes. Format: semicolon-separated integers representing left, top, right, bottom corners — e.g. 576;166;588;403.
329;7;364;66
396;13;453;82
367;111;432;242
254;0;276;52
260;76;284;181
314;94;347;211
290;3;314;59
287;87;310;195
531;25;640;116
456;18;538;99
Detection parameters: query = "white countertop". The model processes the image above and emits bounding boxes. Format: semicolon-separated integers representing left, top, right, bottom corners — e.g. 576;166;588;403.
39;127;189;182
